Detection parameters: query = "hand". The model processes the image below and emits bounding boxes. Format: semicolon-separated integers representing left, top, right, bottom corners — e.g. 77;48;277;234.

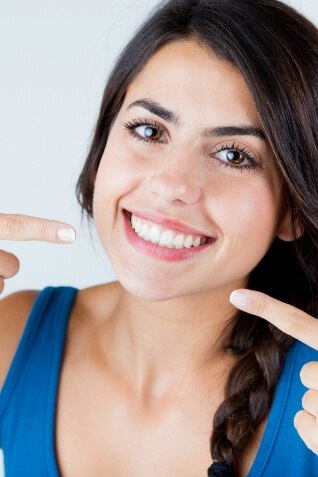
230;288;318;454
0;213;76;294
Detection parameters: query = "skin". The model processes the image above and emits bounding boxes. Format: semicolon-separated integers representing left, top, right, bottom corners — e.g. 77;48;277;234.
93;40;289;305
0;39;317;476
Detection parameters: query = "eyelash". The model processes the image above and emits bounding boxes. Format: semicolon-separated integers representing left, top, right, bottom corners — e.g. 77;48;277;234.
212;142;260;172
122;117;261;171
122;117;166;145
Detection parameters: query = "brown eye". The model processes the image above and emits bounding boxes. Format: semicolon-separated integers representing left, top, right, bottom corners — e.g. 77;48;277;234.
215;148;249;166
225;150;245;164
136;125;162;141
213;146;258;170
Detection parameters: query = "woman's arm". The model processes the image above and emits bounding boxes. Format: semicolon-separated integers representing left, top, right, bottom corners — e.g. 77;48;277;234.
0;290;39;389
0;213;76;388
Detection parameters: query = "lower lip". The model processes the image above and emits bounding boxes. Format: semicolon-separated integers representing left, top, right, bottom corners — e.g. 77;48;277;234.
123;211;215;262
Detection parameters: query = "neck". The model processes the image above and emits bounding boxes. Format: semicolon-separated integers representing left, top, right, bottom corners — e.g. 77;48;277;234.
102;284;238;400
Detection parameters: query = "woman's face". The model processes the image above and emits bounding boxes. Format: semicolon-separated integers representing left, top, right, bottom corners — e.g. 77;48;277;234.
93;40;288;301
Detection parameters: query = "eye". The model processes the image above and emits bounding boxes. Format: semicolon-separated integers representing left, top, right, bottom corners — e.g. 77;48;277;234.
211;143;260;171
134;124;163;141
122;117;166;144
217;148;249;165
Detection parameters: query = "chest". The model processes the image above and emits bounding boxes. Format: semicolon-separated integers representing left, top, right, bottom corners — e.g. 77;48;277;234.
55;366;214;476
53;354;262;477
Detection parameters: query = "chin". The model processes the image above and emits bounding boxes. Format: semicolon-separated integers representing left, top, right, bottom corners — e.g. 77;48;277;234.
124;282;177;302
117;274;184;302
119;271;214;302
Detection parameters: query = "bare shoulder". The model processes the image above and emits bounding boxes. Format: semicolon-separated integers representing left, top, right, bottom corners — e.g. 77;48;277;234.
58;282;122;364
0;289;40;388
70;281;122;325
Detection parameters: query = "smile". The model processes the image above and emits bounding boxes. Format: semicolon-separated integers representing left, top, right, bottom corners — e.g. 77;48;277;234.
123;210;215;262
130;214;208;249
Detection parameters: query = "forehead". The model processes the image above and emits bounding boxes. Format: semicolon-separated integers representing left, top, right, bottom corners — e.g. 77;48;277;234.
124;39;260;127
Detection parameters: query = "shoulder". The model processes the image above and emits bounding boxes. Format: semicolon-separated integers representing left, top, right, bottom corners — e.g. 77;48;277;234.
0;289;40;388
62;282;122;356
0;282;121;389
71;281;122;324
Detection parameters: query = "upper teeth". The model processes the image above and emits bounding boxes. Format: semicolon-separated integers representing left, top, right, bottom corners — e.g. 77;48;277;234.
130;214;206;249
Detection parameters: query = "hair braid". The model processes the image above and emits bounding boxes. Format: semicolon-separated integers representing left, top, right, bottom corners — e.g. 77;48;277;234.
209;239;307;473
210;313;294;469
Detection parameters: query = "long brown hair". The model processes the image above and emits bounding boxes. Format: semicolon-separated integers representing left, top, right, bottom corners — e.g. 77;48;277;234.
76;0;318;472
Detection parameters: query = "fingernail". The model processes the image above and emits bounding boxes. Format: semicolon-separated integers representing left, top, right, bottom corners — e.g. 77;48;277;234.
57;227;76;243
230;290;249;308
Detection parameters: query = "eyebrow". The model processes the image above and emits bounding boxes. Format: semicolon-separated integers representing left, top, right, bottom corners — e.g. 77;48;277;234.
127;98;265;140
204;125;265;140
127;99;181;126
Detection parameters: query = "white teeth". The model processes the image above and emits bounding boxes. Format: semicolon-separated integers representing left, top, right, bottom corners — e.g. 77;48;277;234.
183;235;193;248
173;234;185;249
140;223;148;239
193;236;201;247
159;230;174;247
148;225;161;244
135;218;142;233
129;214;207;249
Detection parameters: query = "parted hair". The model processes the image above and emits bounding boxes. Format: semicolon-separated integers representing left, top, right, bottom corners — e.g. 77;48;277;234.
76;0;318;473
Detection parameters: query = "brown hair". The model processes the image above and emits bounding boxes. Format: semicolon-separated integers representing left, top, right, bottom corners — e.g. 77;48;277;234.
76;0;318;473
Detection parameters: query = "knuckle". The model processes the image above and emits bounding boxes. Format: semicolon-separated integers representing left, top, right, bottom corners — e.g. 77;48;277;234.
0;250;20;278
30;220;50;242
294;410;318;453
8;254;20;275
300;362;317;387
294;410;303;430
309;426;318;451
251;294;267;317
301;389;317;414
286;309;307;336
302;390;310;409
294;410;309;436
38;224;49;241
300;363;310;385
2;215;23;237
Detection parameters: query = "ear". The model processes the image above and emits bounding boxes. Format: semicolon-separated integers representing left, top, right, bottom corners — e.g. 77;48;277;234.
277;209;303;242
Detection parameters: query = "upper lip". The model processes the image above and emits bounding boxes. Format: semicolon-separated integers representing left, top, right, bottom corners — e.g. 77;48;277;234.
125;209;213;238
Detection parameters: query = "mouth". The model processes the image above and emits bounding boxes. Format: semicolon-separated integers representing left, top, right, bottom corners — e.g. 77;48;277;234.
123;209;215;254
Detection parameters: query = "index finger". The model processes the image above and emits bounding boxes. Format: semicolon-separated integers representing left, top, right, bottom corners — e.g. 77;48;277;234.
230;289;318;350
0;214;76;243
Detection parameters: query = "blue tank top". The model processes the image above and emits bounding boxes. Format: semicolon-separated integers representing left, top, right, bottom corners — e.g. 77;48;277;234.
0;286;318;476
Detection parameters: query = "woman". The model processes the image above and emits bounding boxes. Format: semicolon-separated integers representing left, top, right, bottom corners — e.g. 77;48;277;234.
1;0;318;476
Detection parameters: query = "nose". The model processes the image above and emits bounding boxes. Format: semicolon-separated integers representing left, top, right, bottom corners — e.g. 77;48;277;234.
147;159;202;206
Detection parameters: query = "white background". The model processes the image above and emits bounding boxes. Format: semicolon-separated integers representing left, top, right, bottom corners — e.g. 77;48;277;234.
0;1;317;475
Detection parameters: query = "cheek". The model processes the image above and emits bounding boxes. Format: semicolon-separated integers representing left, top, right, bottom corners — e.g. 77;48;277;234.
210;171;281;226
93;145;132;212
207;178;282;260
92;149;119;239
92;136;145;245
232;189;277;228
